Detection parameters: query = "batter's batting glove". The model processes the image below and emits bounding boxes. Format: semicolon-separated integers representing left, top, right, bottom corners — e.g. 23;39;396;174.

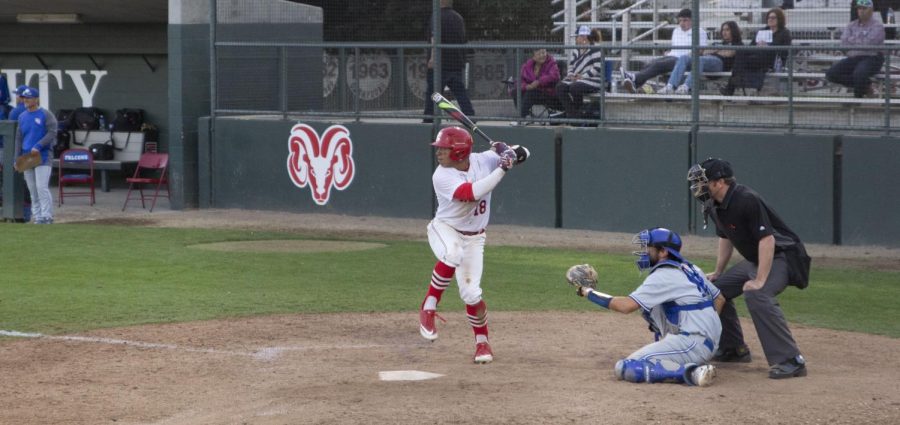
491;141;511;155
499;149;517;171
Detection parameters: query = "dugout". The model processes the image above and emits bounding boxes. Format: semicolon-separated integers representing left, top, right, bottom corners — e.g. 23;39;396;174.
0;0;324;210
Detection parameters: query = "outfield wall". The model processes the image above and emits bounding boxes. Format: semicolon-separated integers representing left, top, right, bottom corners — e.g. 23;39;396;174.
200;117;900;247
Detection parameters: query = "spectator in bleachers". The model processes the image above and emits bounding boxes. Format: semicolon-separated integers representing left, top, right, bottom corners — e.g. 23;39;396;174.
513;48;563;120
831;0;886;97
623;8;707;94
851;0;899;40
556;26;604;120
666;21;744;95
721;8;792;96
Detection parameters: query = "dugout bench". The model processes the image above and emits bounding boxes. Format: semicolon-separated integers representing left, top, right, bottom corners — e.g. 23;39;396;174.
53;130;145;192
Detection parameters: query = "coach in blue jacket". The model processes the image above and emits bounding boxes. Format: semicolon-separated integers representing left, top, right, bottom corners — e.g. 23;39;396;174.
14;87;57;224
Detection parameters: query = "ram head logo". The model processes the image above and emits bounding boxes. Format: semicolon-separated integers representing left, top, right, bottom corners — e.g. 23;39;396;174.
287;124;355;205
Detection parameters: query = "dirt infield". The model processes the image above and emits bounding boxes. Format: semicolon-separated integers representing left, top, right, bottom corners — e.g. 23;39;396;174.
1;208;899;424
2;312;899;424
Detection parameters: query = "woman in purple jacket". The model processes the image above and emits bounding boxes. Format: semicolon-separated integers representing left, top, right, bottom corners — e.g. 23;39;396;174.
515;48;563;119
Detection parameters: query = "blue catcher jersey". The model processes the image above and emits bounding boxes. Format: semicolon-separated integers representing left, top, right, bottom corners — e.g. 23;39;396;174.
628;262;722;346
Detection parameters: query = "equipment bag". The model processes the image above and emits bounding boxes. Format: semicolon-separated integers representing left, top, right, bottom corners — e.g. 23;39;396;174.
89;140;114;160
111;108;145;132
69;107;103;131
54;130;71;158
785;242;811;290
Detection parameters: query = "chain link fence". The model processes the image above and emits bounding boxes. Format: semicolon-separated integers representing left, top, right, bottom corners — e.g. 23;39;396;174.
212;0;899;133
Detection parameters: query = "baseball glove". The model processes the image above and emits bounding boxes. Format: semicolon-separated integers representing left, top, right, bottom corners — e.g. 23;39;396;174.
14;151;41;172
566;264;598;290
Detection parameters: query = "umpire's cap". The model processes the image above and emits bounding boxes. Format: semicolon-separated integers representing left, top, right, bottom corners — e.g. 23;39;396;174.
700;158;733;180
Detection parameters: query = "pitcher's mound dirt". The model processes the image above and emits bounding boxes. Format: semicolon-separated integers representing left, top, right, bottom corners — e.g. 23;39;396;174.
188;240;386;253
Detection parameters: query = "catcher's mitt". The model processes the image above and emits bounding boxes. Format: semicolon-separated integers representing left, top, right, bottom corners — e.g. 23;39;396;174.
566;264;598;290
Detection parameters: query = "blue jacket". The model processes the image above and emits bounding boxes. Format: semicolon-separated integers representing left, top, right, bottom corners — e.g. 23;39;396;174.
9;102;26;121
16;107;58;165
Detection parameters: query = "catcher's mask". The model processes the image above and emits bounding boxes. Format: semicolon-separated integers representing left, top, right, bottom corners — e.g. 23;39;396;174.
632;227;685;272
687;158;733;202
432;126;473;162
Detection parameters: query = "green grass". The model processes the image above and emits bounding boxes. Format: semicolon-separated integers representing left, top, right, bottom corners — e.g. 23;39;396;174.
1;224;898;338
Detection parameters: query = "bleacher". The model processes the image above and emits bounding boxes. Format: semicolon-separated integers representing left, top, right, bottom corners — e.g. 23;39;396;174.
550;1;900;106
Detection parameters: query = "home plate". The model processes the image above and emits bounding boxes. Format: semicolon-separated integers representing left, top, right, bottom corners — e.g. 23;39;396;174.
379;370;444;381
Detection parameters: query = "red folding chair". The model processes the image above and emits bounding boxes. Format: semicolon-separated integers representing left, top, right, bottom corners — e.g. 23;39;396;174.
57;148;95;206
122;153;170;212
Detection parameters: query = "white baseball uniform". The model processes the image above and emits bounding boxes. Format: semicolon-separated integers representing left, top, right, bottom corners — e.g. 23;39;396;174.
427;150;502;305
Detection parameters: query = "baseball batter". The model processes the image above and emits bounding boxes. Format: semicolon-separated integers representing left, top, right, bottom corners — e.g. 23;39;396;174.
572;228;725;386
418;126;528;364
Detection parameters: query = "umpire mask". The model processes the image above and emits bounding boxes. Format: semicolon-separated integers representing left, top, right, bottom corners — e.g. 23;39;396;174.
687;163;711;202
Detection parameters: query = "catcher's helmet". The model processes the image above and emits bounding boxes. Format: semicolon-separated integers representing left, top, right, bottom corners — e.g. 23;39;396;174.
632;227;685;272
687;158;733;202
432;126;473;162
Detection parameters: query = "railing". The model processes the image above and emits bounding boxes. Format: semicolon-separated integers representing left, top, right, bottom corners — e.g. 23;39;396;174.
213;40;899;134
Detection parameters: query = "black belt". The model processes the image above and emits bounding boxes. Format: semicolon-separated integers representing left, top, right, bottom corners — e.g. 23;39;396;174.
457;229;485;236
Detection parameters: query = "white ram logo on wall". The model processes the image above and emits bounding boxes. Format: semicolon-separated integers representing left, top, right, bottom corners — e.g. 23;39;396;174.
286;124;355;206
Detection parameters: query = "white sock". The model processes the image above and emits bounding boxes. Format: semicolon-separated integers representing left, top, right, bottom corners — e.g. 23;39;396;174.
423;296;437;311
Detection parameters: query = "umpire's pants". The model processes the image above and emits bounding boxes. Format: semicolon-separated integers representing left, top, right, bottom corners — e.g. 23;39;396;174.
714;253;801;366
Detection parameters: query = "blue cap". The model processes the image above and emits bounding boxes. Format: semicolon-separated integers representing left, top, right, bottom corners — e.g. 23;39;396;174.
20;87;39;98
14;85;29;96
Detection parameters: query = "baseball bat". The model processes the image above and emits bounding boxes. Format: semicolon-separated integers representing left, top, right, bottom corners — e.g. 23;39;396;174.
431;92;494;144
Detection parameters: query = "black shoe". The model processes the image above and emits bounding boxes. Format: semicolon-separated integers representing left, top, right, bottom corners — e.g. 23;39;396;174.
719;85;735;96
769;355;807;379
712;345;752;363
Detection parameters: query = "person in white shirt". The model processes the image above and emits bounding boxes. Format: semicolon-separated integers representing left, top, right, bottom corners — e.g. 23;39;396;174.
623;8;708;94
417;126;530;364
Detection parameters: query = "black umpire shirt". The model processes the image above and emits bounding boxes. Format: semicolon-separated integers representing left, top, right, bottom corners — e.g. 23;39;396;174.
710;183;802;265
426;6;467;71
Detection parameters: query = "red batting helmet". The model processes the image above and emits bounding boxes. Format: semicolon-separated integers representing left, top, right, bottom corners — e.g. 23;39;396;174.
431;126;473;161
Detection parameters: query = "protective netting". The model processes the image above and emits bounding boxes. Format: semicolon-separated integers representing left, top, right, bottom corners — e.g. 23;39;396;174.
213;0;900;132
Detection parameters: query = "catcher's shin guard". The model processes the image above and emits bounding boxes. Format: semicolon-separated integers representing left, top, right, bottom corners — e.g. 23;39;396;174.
615;359;692;384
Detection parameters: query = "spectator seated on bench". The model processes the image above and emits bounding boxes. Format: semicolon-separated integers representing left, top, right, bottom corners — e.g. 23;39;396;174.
623;8;708;94
556;26;605;120
721;7;793;96
508;48;564;122
665;21;744;95
827;0;886;98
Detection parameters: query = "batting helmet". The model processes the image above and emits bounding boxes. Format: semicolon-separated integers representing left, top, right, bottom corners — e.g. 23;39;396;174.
432;126;473;162
632;227;685;272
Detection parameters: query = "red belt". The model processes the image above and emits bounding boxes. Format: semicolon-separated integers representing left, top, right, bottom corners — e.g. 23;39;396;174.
457;229;485;236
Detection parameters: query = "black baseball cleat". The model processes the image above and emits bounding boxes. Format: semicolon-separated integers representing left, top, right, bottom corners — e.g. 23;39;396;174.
712;345;752;363
769;355;807;379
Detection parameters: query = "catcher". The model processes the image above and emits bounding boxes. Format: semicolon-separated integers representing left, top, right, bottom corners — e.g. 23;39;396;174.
566;227;725;387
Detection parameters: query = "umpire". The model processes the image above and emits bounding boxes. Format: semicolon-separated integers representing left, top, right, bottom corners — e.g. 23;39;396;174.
687;158;811;379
